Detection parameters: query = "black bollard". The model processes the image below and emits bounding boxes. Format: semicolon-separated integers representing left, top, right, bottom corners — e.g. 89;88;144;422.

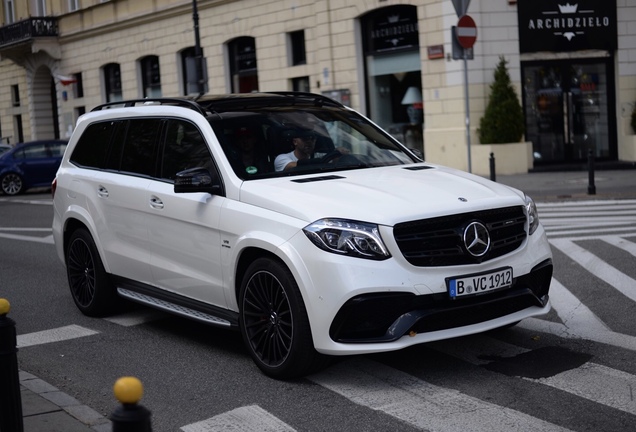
489;152;496;182
0;299;24;432
587;149;596;195
111;377;152;432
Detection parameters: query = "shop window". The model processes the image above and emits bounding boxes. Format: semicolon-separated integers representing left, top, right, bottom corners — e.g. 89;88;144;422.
103;63;122;102
291;77;310;92
140;55;162;98
68;0;79;12
11;85;19;107
360;5;423;150
228;37;259;93
288;30;306;66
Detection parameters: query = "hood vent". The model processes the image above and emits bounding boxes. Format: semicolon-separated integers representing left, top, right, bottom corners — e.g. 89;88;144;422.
292;175;345;183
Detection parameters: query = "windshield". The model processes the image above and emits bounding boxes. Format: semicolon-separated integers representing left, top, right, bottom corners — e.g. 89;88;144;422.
209;106;419;180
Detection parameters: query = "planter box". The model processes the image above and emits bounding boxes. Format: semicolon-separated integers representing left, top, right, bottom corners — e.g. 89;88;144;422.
423;128;532;176
471;141;533;176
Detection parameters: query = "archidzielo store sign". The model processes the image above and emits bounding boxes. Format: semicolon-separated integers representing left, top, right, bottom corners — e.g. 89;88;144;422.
517;0;617;53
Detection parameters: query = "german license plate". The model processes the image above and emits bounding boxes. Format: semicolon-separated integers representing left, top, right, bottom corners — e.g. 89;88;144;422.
447;267;513;299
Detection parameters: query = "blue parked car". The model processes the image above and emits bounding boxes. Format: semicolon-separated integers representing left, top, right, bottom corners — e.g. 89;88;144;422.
0;140;67;195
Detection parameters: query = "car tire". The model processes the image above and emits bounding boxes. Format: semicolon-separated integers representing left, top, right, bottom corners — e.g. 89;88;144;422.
1;173;24;195
239;257;329;379
65;228;118;317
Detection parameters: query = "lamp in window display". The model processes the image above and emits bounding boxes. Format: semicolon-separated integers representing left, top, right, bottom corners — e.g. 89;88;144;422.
401;86;423;124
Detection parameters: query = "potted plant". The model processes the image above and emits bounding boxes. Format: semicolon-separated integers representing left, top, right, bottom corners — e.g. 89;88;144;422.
474;56;531;175
478;56;524;143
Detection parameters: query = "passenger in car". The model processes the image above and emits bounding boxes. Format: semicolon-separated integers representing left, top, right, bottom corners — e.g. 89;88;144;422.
232;126;270;175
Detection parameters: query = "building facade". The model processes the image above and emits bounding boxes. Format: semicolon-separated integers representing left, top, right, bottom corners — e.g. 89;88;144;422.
1;0;635;174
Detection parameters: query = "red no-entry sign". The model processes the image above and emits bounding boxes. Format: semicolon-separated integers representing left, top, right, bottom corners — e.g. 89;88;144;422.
456;15;477;49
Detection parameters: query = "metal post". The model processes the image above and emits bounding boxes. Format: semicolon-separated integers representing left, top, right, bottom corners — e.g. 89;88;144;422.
0;299;24;432
489;152;496;182
463;52;471;173
111;377;152;432
192;0;204;97
587;149;596;195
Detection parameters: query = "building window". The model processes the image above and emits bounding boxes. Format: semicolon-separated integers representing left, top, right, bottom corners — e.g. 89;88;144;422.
180;47;207;96
288;30;306;66
11;85;20;107
140;55;162;98
34;0;46;15
103;63;122;102
291;77;310;93
73;73;83;98
68;0;79;12
4;0;15;24
228;37;258;93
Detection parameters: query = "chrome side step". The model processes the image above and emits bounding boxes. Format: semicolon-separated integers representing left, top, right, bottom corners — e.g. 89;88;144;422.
117;287;232;327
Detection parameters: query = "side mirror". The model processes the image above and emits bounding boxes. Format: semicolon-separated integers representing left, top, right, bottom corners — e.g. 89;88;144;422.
174;167;223;195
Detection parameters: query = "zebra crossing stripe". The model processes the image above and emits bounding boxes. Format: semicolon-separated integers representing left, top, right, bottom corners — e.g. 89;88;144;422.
528;362;636;416
601;235;636;256
17;325;99;348
431;329;636;416
309;358;573;432
519;278;636;351
180;405;296;432
549;238;636;303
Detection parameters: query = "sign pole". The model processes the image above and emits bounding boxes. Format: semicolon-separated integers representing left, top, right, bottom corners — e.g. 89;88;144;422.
463;51;471;173
455;13;477;173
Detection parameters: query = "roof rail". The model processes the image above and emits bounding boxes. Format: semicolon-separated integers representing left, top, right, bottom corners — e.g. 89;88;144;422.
91;98;207;116
267;91;343;107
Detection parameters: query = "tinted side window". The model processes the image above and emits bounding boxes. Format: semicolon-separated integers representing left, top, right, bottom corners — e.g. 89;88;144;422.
119;119;162;176
160;119;212;181
71;122;116;168
22;144;48;159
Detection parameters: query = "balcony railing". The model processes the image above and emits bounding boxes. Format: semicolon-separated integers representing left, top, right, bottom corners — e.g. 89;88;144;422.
0;17;59;49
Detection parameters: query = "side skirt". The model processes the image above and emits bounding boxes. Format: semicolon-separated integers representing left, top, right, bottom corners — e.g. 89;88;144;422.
112;276;239;330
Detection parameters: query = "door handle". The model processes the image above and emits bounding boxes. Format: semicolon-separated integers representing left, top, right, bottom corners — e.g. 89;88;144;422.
149;196;164;210
97;186;109;198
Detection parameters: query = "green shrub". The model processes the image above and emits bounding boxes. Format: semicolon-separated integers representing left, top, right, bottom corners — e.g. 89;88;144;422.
478;56;524;144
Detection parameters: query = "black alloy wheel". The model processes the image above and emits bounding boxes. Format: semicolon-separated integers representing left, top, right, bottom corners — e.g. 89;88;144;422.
239;257;327;379
1;173;24;195
66;228;117;316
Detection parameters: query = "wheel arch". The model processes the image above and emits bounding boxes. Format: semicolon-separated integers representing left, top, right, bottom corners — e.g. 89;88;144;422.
61;212;110;273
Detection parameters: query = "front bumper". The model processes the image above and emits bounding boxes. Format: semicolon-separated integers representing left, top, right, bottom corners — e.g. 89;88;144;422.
330;258;552;343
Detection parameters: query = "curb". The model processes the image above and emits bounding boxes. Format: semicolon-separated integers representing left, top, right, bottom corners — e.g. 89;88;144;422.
20;370;111;432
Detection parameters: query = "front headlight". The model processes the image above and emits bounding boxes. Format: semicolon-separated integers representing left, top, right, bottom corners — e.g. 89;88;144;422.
525;194;540;235
303;219;391;260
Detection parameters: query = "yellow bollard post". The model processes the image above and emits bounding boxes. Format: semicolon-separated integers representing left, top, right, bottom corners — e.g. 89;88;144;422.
0;298;24;432
110;376;152;431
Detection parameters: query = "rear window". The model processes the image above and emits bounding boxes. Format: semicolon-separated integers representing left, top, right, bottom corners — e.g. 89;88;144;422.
70;121;117;169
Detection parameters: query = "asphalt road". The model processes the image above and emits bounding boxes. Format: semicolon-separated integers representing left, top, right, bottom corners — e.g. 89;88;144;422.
2;191;636;431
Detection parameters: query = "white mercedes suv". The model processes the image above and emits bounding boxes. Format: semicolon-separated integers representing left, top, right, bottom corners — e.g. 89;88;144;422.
52;93;552;378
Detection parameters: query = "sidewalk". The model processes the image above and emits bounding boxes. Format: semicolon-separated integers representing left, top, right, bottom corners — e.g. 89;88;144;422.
19;370;111;432
493;169;636;202
13;168;636;431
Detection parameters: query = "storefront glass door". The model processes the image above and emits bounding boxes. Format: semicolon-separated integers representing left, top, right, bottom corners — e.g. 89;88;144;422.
522;60;613;164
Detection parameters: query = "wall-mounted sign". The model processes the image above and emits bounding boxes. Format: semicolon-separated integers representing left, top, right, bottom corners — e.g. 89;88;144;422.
517;0;617;53
364;5;419;54
427;45;444;60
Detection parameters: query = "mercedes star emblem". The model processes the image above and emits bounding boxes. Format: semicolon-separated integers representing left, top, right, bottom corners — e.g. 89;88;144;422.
463;221;490;257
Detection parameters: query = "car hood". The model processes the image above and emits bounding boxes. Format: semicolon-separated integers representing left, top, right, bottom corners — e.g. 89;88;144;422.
238;164;526;225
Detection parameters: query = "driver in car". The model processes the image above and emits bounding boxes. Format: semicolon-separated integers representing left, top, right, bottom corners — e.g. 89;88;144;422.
274;128;317;171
